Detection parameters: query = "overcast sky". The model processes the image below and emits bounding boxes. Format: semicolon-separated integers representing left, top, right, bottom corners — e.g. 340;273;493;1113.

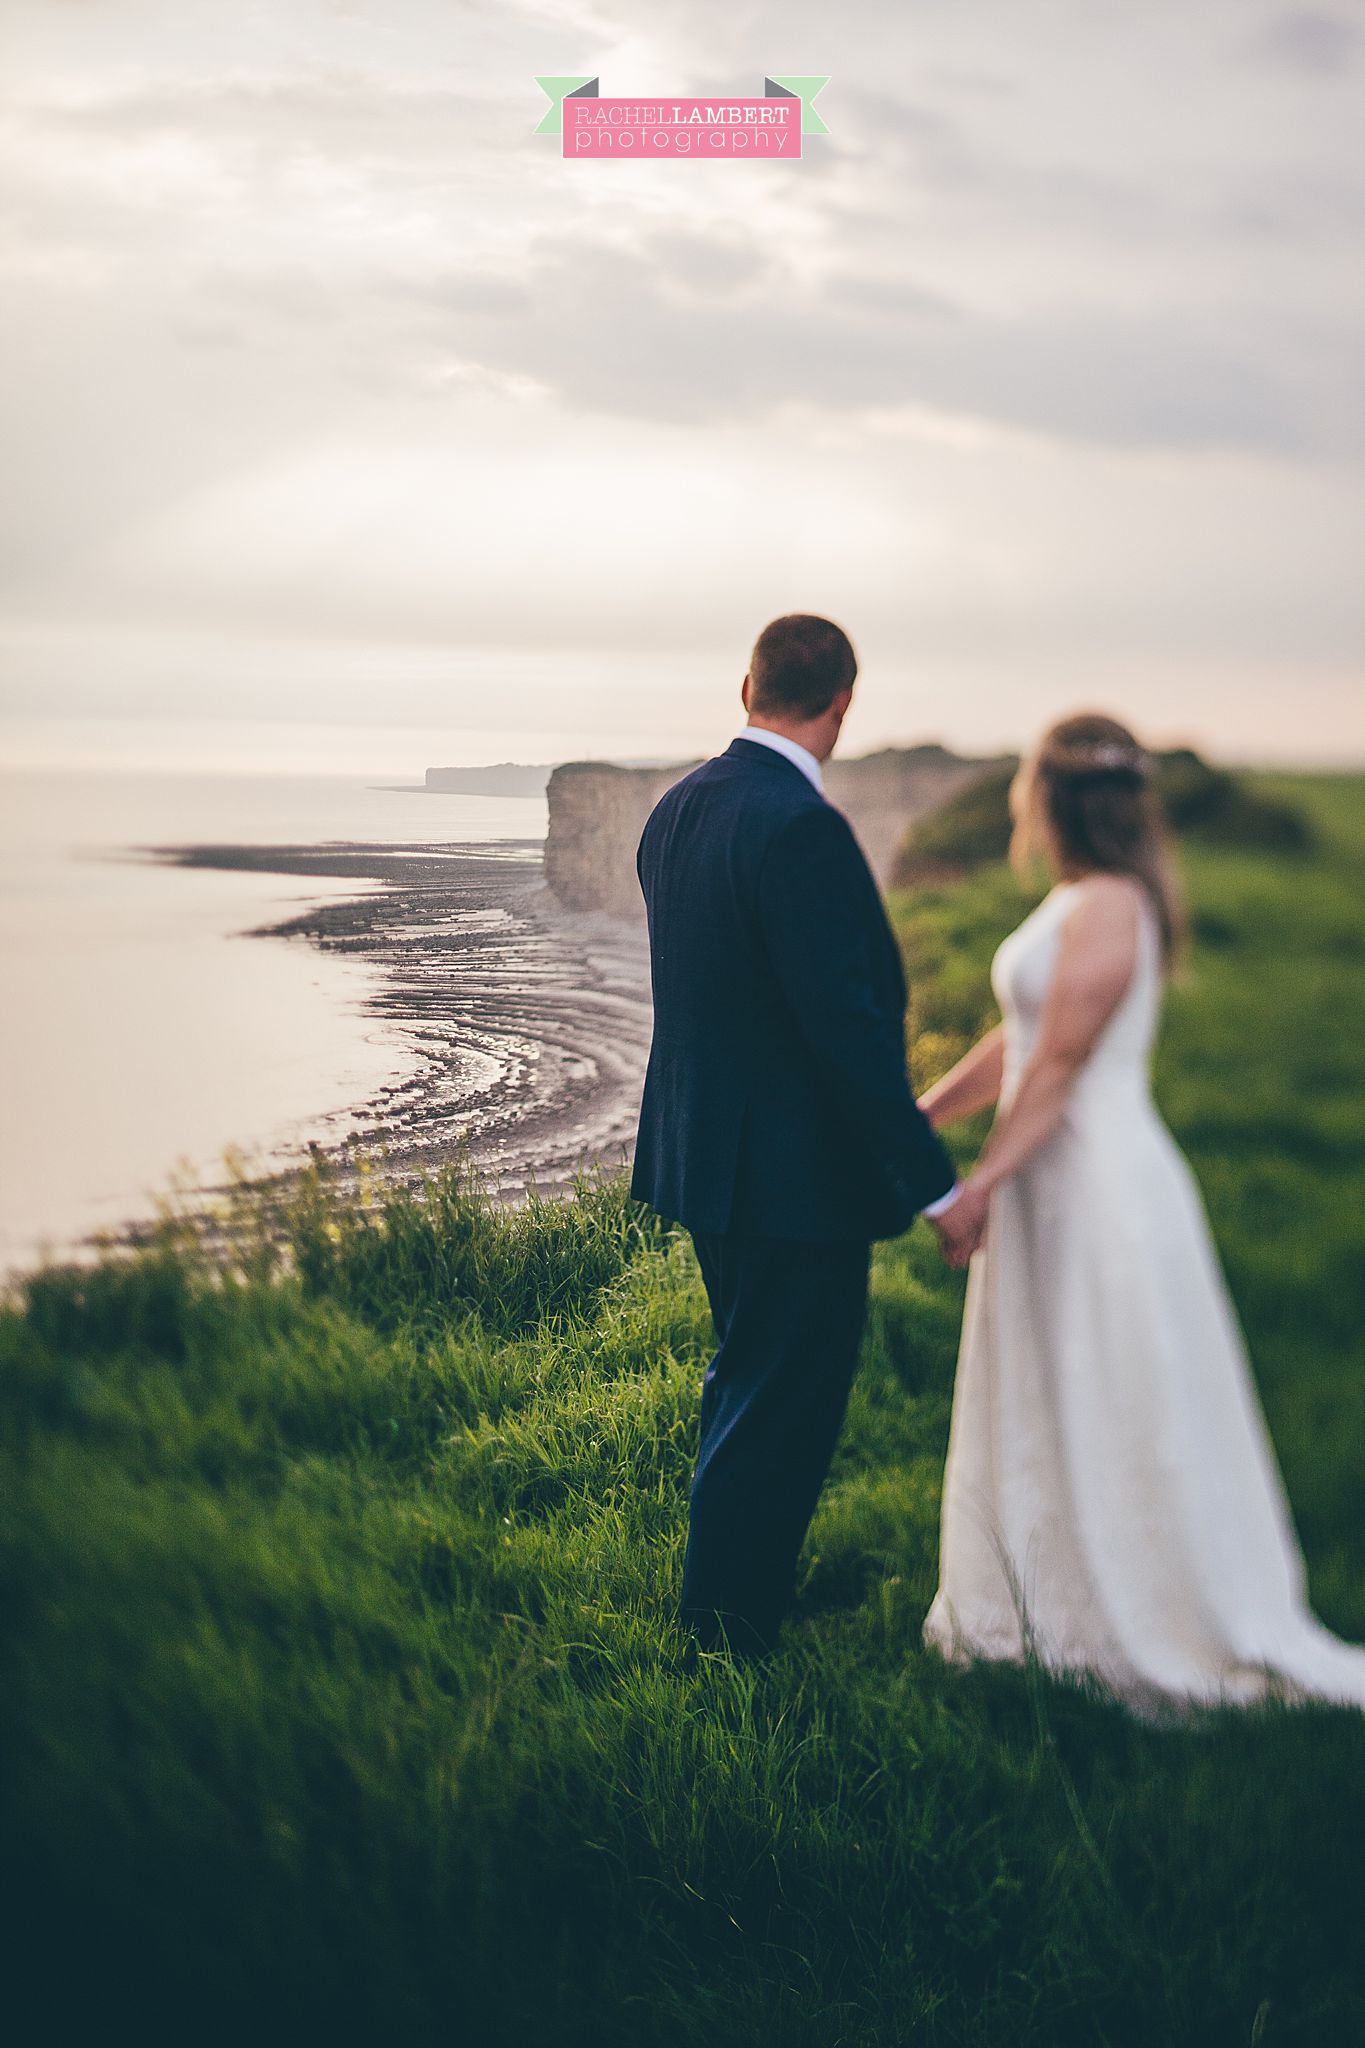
1;0;1362;771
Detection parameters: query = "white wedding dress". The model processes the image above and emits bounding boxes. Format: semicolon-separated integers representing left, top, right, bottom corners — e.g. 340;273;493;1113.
922;879;1365;1718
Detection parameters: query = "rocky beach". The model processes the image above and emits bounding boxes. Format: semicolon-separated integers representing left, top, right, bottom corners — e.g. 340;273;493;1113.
136;833;655;1230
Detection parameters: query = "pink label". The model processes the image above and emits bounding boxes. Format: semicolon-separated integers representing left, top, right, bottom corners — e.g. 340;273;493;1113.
564;97;802;160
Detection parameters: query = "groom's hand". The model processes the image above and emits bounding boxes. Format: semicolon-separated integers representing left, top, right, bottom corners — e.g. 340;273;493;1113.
931;1184;988;1268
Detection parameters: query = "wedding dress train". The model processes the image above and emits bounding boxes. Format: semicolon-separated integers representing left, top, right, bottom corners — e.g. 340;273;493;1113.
922;881;1365;1717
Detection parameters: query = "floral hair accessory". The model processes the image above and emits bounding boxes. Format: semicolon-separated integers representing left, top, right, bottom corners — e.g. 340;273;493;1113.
1046;741;1152;779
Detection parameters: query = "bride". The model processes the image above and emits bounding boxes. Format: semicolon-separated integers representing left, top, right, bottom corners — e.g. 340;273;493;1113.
920;712;1365;1717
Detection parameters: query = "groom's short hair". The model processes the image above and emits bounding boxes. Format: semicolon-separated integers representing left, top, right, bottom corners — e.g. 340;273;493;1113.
748;615;857;718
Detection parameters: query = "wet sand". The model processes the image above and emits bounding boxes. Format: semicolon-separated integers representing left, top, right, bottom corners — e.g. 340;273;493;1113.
129;836;653;1235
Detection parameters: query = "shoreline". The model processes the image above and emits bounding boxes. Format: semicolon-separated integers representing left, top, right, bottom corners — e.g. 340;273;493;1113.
105;835;653;1258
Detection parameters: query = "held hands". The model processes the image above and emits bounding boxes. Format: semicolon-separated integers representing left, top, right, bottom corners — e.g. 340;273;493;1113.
930;1180;990;1268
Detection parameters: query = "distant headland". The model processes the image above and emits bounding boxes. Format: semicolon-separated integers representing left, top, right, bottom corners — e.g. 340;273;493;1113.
424;763;555;796
422;759;682;797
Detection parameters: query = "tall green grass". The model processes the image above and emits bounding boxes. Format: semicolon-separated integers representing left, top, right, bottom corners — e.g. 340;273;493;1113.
2;779;1364;2046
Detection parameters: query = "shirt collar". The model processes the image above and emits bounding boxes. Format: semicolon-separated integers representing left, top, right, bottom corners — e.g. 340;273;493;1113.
731;726;824;793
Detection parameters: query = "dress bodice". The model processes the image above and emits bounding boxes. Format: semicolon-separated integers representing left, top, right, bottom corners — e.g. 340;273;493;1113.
991;880;1162;1107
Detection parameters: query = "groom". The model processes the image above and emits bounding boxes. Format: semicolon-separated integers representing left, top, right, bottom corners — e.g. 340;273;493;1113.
632;614;969;1657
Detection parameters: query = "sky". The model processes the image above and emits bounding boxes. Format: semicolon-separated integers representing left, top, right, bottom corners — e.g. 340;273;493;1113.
1;0;1363;774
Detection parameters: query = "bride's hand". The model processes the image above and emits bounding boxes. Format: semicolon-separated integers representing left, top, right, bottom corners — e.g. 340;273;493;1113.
932;1180;989;1267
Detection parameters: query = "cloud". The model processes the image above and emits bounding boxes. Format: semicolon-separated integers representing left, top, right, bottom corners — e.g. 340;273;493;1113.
1253;10;1360;73
0;0;1362;760
395;230;1309;454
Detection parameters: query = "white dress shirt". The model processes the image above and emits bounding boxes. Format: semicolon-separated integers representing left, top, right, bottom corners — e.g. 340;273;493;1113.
732;726;824;793
733;727;960;1221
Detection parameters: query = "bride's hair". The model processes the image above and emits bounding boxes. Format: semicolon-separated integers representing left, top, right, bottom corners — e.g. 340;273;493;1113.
1009;712;1186;964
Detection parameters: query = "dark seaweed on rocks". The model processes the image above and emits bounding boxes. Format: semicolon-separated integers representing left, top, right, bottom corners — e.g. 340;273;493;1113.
133;838;653;1232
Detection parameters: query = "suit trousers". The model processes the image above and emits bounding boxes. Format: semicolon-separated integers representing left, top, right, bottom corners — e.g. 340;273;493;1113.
681;1229;873;1656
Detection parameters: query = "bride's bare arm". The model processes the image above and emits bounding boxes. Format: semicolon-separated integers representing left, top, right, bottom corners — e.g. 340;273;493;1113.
973;877;1140;1194
918;1026;1005;1129
935;878;1142;1262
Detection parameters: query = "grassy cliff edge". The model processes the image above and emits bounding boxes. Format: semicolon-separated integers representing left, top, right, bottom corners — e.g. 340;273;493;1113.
2;777;1364;2047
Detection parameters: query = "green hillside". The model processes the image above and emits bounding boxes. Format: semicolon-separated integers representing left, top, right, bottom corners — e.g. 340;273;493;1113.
891;749;1312;885
2;776;1363;2047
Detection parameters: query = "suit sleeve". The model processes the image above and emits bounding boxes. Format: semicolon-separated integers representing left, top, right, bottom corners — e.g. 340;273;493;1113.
754;803;956;1217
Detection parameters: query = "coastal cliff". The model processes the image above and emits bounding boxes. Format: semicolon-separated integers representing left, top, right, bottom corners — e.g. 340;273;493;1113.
544;744;1011;919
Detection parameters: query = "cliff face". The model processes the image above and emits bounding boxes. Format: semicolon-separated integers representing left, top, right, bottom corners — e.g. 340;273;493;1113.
544;745;1010;920
821;746;1013;884
545;761;703;919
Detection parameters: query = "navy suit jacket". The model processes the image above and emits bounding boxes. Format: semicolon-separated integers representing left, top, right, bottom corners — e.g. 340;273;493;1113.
630;736;956;1242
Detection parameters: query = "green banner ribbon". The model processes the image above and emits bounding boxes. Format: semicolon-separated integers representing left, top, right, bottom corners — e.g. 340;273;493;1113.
763;76;831;134
533;76;599;135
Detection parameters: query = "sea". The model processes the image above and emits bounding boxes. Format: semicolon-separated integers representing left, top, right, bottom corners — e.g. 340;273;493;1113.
0;765;549;1283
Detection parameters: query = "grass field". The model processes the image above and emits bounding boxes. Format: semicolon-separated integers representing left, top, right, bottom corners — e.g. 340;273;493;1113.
3;777;1364;2047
